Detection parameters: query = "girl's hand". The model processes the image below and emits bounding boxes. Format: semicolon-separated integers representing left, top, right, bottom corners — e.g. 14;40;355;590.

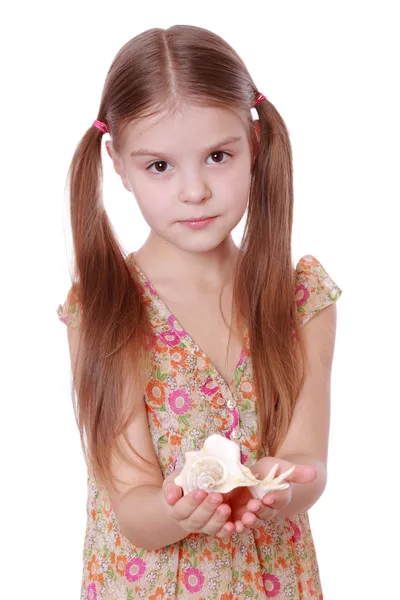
246;456;318;521
162;470;235;537
218;456;318;533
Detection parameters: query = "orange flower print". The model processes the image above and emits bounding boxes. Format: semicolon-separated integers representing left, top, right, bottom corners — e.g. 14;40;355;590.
276;556;288;569
87;555;102;582
306;576;317;596
220;594;233;600
244;569;253;583
170;346;188;366
149;586;164;600
246;551;255;565
212;414;229;430
169;434;181;446
146;379;167;407
240;380;253;399
202;548;212;560
115;553;128;576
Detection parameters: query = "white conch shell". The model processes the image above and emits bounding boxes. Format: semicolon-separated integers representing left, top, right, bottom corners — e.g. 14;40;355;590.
174;434;260;494
250;463;296;499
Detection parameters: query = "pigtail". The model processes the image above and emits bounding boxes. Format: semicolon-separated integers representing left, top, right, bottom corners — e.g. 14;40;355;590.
232;96;306;455
66;121;153;494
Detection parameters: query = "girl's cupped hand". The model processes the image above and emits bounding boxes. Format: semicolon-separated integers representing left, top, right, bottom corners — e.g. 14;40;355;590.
215;456;318;537
163;457;318;538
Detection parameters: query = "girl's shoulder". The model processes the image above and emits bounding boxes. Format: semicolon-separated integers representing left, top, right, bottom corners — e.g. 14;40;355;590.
56;254;343;330
294;254;343;327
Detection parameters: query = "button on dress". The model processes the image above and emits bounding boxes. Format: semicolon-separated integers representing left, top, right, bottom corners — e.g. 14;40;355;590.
57;253;343;600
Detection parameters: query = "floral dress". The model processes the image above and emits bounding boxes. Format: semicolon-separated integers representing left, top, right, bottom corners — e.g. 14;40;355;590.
57;253;343;600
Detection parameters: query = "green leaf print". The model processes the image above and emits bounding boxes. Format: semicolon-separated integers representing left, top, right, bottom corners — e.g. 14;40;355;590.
268;563;273;573
178;415;190;427
106;568;115;578
244;590;255;597
127;590;134;600
138;548;145;557
179;342;187;349
159;435;168;444
194;557;198;568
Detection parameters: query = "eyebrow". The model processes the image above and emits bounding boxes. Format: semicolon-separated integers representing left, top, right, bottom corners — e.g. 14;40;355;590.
130;135;242;158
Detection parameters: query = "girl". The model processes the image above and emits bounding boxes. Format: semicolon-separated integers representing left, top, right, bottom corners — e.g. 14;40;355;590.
57;24;342;600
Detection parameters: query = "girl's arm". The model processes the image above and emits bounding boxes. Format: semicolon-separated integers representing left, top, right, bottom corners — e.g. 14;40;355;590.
67;326;234;550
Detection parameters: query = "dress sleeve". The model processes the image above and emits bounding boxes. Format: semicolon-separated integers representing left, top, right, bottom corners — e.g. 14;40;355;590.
56;285;82;329
295;254;343;328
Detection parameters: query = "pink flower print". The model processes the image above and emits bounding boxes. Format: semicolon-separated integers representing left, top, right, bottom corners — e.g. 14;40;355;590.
184;567;205;593
86;583;97;600
160;329;181;347
168;389;191;415
295;284;310;307
144;280;157;296
263;573;281;598
167;314;186;337
237;348;245;368
226;408;239;439
240;450;248;464
200;376;219;396
288;519;301;543
125;557;146;582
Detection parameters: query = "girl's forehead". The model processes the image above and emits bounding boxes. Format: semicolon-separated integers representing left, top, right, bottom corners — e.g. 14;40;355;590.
123;104;249;149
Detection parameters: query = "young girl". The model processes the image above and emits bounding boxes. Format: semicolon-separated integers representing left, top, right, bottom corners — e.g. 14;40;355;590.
57;24;342;600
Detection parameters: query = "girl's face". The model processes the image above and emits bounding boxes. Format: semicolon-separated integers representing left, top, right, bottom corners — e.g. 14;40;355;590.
106;104;258;254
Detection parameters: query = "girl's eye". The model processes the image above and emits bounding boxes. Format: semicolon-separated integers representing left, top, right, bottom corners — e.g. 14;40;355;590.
146;151;231;174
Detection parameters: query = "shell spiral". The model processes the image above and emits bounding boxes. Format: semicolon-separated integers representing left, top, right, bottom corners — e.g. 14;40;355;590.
186;457;228;492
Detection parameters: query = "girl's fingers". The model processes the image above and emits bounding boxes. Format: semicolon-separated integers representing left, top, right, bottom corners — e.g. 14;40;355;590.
202;503;232;535
241;511;263;528
164;482;183;505
181;492;227;532
170;489;208;520
217;520;236;538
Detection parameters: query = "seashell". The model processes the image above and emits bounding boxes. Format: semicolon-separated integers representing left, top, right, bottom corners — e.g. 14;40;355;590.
250;463;296;499
174;433;296;498
174;434;260;494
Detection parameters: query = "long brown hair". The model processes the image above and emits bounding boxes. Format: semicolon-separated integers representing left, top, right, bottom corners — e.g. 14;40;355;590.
65;25;306;494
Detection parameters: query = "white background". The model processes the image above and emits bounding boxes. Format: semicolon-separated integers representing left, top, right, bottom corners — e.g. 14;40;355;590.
2;1;399;598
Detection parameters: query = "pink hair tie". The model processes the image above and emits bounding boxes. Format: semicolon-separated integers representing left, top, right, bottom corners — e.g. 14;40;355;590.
92;119;110;134
254;93;267;107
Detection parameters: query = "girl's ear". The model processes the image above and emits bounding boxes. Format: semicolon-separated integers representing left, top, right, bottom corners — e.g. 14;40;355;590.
105;140;132;193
